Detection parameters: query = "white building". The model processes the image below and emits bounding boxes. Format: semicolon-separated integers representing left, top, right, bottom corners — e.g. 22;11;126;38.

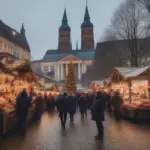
33;5;95;82
0;20;31;61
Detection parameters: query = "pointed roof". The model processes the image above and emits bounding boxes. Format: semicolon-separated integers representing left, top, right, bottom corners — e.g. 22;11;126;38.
0;20;30;52
81;5;93;28
76;41;79;50
62;8;67;23
59;8;71;31
20;23;25;36
84;6;90;21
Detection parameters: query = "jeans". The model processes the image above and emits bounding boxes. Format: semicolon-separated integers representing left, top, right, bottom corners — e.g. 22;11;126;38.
96;120;104;136
59;112;67;126
81;110;87;119
69;112;74;122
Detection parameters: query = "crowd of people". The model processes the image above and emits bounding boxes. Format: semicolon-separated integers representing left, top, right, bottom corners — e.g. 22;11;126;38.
15;88;124;140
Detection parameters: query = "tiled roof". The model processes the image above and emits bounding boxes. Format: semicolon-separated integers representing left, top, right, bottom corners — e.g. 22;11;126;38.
0;20;30;52
42;49;95;62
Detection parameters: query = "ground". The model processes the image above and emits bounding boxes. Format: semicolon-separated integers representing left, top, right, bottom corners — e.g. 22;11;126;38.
1;111;150;150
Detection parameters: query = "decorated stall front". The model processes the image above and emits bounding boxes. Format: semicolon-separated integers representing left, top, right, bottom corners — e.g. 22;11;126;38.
90;79;109;92
109;66;150;120
0;60;40;135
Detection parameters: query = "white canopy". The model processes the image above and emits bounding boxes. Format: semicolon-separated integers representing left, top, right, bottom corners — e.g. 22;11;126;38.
125;66;150;78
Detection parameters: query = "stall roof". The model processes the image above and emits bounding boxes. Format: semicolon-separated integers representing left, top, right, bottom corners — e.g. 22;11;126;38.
125;66;150;78
115;67;138;77
111;66;150;81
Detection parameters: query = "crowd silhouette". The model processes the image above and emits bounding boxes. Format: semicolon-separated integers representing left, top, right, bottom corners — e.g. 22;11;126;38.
16;89;124;140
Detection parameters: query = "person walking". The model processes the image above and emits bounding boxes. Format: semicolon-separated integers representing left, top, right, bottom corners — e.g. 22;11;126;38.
91;92;105;140
68;92;77;123
111;91;124;121
16;89;31;135
35;93;44;120
78;93;87;120
57;92;69;129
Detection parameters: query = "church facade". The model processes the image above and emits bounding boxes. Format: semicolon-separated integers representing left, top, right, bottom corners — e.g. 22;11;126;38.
39;5;95;82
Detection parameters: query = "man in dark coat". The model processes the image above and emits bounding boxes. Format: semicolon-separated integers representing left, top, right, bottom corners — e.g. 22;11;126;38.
68;92;77;123
111;91;123;121
57;92;69;129
91;92;105;140
16;89;31;134
78;93;87;119
35;93;44;120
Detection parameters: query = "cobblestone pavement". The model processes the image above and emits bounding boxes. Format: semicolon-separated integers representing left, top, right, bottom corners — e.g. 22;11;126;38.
1;111;150;150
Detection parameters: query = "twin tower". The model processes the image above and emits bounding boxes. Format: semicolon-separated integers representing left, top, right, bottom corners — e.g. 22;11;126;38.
58;5;94;52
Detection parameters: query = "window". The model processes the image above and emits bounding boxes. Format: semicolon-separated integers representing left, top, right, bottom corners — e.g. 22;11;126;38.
43;66;49;72
51;66;55;71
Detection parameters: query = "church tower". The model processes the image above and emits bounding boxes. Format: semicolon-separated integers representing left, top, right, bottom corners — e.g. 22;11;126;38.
58;8;72;52
81;4;94;50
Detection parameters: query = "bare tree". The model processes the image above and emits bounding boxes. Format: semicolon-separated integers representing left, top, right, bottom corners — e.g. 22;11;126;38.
110;0;146;67
101;26;117;42
136;0;150;13
136;0;150;35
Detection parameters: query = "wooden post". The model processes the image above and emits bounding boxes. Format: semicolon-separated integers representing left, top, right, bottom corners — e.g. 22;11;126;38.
128;80;132;104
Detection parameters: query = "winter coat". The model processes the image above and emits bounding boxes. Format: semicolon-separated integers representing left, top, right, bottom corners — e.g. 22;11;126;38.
78;96;87;113
68;96;77;114
111;95;123;110
35;95;44;113
91;95;105;121
16;91;31;120
57;95;69;113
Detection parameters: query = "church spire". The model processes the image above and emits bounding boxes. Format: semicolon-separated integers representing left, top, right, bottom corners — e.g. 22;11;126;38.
62;8;67;24
84;2;90;22
76;41;79;50
58;7;71;52
81;1;94;50
81;1;93;28
59;8;70;31
20;23;25;36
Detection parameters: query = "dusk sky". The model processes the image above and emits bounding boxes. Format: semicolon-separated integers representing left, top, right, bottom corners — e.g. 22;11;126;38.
0;0;123;60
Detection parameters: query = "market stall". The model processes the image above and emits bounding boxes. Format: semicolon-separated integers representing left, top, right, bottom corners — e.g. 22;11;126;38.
109;66;150;120
90;79;109;91
0;60;40;135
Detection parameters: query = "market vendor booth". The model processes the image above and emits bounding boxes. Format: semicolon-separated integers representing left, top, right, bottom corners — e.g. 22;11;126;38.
0;60;40;135
109;66;150;120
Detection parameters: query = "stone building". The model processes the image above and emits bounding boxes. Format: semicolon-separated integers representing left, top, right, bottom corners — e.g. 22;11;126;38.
33;5;95;82
0;20;31;62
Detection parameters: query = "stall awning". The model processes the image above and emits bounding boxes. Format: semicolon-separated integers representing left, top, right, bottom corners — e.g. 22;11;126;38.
110;66;150;83
125;66;150;78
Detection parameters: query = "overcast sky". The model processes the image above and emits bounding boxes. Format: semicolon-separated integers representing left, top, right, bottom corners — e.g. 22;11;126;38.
0;0;123;60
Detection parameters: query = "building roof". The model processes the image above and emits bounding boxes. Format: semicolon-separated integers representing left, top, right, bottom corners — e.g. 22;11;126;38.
59;9;71;31
0;20;30;52
81;5;93;28
42;49;95;62
82;38;150;83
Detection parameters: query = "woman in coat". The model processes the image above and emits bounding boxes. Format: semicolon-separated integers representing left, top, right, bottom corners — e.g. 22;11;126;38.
91;92;105;140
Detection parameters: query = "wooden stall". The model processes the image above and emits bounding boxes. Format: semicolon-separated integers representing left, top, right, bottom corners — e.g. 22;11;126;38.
109;66;150;120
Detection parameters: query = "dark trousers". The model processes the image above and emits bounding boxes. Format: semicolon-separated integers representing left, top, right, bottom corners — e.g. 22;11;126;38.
18;116;28;134
35;112;42;120
80;110;87;119
96;120;104;136
0;114;3;134
59;112;67;126
114;110;121;121
69;112;74;122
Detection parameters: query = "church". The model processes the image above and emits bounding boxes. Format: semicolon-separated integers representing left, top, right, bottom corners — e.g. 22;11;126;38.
38;5;95;82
